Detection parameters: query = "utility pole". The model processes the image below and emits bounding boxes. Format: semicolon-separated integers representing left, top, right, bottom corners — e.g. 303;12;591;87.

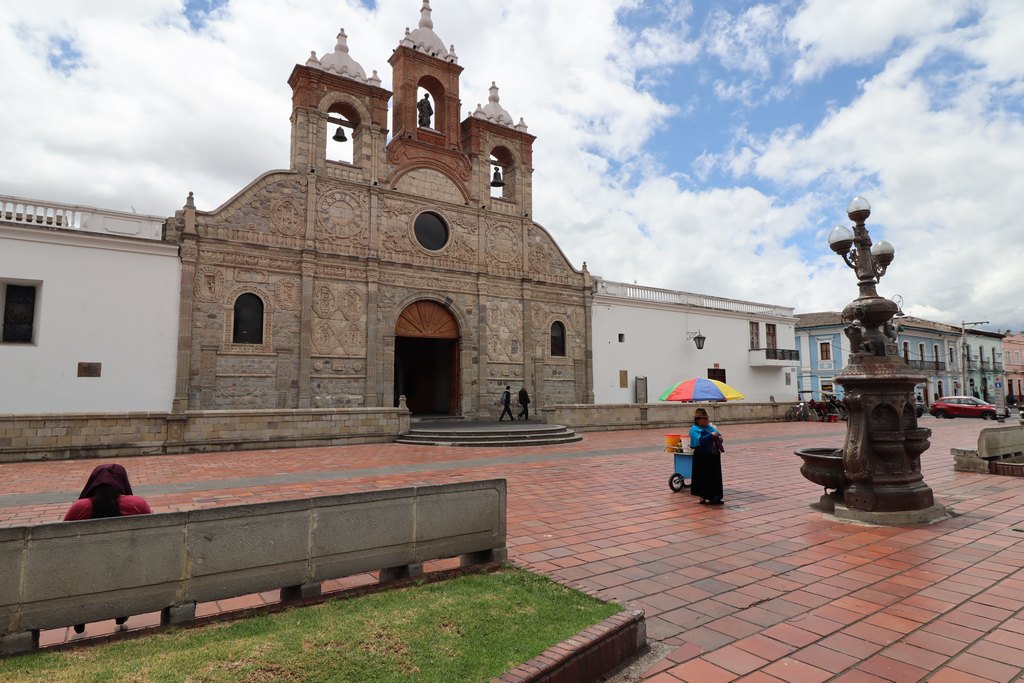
961;320;989;397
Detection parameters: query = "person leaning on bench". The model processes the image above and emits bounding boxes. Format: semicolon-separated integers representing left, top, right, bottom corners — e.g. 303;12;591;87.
63;463;152;634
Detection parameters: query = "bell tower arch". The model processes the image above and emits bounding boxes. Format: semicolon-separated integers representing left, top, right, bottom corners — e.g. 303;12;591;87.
385;1;472;196
287;29;391;183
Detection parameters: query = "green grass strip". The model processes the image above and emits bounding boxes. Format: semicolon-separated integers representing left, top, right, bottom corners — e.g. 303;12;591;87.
0;568;621;682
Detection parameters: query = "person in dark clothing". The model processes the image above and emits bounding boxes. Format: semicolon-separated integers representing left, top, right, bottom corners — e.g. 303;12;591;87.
517;386;531;421
64;464;151;520
689;409;725;505
63;464;152;634
498;385;515;421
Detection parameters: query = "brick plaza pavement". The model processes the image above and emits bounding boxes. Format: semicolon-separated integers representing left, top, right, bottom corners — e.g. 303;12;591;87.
1;417;1023;681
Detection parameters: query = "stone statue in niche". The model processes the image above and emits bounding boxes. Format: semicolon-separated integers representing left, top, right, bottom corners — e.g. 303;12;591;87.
417;93;433;127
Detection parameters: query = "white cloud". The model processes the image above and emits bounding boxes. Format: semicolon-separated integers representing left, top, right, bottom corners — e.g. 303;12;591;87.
0;0;1022;333
786;0;975;82
704;4;785;78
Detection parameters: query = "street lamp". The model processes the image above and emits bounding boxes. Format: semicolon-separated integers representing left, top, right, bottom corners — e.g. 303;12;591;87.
797;196;945;523
686;330;706;350
960;321;989;399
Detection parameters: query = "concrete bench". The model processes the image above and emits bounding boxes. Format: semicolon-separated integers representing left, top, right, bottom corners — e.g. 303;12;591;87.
0;479;506;655
952;425;1024;473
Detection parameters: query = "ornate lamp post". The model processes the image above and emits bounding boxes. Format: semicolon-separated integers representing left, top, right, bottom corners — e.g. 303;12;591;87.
809;196;947;523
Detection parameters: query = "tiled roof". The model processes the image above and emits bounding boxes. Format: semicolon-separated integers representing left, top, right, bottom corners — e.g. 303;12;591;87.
796;311;1004;338
794;312;842;328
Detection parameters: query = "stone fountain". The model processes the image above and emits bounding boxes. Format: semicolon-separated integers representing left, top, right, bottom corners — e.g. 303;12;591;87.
795;197;948;524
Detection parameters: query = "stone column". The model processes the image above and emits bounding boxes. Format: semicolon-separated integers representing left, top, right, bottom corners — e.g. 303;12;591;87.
521;282;534;404
297;171;318;408
364;186;381;407
476;275;490;418
173;194;198;412
582;264;595;404
175;240;197;412
297;258;315;408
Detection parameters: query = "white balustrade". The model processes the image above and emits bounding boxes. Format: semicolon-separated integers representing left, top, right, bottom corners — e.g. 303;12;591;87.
0;194;164;240
600;278;792;317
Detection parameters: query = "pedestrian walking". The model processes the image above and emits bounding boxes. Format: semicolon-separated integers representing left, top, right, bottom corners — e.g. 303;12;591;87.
517;386;531;421
498;385;515;421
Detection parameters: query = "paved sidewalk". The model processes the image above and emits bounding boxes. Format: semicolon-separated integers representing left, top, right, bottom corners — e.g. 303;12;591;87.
2;417;1023;682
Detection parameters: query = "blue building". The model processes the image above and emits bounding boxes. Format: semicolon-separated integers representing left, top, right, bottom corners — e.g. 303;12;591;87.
795;312;971;405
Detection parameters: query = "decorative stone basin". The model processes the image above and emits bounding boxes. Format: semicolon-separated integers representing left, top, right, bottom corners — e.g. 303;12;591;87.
795;448;848;512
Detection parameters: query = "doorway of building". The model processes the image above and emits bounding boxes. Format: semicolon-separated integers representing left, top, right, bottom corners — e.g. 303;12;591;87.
394;300;460;415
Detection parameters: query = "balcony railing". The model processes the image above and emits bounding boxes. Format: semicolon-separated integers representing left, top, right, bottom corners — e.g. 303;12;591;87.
907;360;947;372
749;348;799;366
0;194;164;241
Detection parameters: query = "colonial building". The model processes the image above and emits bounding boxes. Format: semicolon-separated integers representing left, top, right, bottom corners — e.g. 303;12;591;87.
593;279;798;403
0;196;179;414
3;4;801;436
166;4;592;418
796;312;1007;406
1003;332;1023;403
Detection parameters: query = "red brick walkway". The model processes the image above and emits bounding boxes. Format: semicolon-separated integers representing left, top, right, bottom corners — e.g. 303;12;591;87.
2;418;1023;682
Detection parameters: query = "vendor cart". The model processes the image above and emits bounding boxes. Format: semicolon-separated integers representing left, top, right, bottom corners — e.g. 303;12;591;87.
664;434;693;492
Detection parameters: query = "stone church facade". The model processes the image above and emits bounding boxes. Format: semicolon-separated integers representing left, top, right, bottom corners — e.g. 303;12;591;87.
166;5;593;419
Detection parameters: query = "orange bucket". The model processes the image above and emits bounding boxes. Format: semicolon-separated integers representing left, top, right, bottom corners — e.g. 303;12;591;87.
665;434;682;452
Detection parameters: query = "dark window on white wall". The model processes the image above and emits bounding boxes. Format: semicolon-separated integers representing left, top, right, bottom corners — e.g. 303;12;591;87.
2;283;37;343
550;321;566;357
233;293;264;344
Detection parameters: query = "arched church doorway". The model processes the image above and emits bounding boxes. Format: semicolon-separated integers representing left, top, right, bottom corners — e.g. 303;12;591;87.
394;300;460;415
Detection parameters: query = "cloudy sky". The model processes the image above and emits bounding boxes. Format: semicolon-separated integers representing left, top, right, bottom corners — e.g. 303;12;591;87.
2;0;1022;332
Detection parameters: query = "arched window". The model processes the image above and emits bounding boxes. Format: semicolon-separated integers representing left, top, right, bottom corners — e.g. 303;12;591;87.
489;146;515;200
550;321;566;357
233;293;264;344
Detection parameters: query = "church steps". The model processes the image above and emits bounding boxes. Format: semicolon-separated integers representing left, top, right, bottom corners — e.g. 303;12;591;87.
394;422;581;447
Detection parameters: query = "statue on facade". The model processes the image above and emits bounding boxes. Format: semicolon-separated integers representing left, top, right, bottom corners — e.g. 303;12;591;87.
417;92;433;127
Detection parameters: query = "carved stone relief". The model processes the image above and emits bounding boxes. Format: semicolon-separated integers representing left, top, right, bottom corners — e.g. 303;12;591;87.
313;284;338;319
446;236;477;265
270;198;304;236
528;226;563;276
311;280;367;356
486;223;521;268
217;176;307;234
205;249;300;274
316;188;368;244
235;269;268;283
195;266;224;303
487;300;523;363
276;277;301;311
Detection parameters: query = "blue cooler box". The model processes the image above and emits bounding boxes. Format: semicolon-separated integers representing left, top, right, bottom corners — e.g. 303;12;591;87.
673;451;693;478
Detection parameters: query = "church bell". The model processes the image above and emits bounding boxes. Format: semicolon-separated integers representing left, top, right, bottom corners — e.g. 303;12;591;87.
490;166;505;188
332;126;348;142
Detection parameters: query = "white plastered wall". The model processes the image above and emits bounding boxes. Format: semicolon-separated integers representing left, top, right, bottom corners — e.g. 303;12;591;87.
0;226;180;413
591;298;797;404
